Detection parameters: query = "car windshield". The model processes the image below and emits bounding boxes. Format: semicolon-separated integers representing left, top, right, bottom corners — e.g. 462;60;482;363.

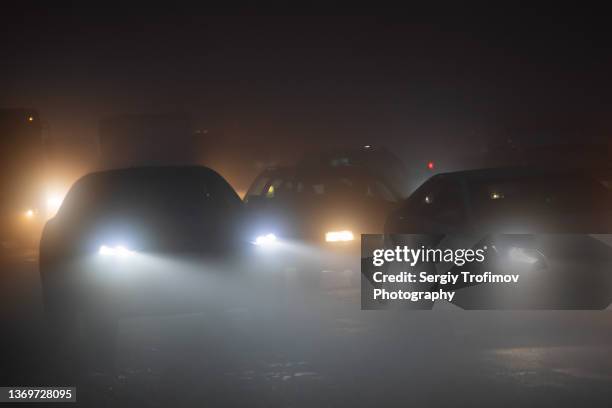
60;170;240;219
259;175;397;202
306;176;396;201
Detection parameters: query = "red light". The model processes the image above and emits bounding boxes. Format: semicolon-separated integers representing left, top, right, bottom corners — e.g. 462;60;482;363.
427;161;434;170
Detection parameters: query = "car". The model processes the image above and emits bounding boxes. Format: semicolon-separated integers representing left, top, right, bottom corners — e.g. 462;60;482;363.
245;164;400;289
39;166;251;342
381;167;612;309
246;165;399;243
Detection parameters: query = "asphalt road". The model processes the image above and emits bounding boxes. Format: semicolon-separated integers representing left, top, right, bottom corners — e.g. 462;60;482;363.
2;246;612;407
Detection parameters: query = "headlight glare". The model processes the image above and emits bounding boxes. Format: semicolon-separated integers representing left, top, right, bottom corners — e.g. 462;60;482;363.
46;193;64;217
325;230;355;242
99;244;134;257
254;233;277;246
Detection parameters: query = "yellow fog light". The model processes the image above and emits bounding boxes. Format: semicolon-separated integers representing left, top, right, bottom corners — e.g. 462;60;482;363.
325;230;354;242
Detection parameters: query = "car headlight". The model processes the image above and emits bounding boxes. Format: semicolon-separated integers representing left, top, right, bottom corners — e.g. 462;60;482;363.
98;244;135;257
254;233;277;247
325;230;355;242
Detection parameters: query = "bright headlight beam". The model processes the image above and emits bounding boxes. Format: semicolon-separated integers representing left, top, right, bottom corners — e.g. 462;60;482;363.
325;230;354;242
99;244;134;257
99;245;113;256
254;233;277;246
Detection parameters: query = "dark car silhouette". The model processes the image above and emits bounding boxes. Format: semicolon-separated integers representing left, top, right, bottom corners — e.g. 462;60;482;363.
244;165;400;290
245;165;399;246
39;166;249;338
382;167;612;309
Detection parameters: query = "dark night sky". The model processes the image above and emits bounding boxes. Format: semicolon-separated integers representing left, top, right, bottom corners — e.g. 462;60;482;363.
2;8;612;167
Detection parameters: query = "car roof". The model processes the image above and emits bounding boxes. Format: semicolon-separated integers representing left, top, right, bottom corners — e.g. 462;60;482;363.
70;166;236;197
79;165;224;183
432;166;600;183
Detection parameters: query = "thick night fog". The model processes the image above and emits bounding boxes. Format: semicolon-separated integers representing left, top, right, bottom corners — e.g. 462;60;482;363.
3;11;612;188
4;9;612;408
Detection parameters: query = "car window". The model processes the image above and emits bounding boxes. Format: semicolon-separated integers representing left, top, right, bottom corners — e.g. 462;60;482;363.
264;178;301;199
60;172;240;219
302;176;372;197
245;176;270;200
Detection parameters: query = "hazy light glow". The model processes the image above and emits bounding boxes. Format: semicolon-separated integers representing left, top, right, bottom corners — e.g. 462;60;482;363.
254;233;277;246
46;193;64;216
24;209;35;219
508;247;539;264
99;245;135;257
325;230;354;242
